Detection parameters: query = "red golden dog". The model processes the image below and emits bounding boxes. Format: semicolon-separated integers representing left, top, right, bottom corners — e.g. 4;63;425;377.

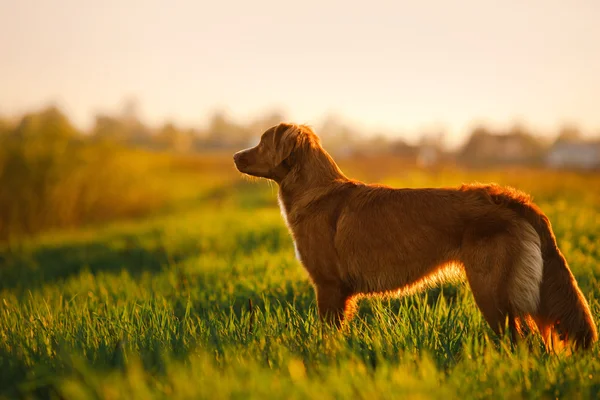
233;122;597;351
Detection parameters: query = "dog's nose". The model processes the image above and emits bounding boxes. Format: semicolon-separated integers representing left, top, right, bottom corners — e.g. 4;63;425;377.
233;152;245;167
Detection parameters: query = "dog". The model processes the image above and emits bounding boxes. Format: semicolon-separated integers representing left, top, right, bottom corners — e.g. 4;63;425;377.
233;122;597;351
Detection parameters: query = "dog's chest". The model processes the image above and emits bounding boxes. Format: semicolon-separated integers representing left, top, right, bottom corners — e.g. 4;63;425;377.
277;194;291;228
277;194;303;264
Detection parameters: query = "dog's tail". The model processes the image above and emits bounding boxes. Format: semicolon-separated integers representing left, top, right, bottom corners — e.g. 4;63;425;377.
487;185;597;350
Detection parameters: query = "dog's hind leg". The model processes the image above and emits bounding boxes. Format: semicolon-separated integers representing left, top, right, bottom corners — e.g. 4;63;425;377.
460;235;521;342
465;267;516;338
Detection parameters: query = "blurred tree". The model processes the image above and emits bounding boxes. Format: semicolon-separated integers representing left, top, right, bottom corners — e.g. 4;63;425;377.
249;110;286;133
318;114;359;155
0;117;12;180
13;106;77;141
0;107;83;238
155;122;193;152
460;125;493;160
205;111;252;149
91;115;128;141
0;117;12;136
208;111;231;137
91;114;151;146
556;125;582;143
91;98;151;146
121;97;141;123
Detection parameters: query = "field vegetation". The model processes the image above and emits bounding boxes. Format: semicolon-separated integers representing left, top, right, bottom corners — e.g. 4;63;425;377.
1;109;600;399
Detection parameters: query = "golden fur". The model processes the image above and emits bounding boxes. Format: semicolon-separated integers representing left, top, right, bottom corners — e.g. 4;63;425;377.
233;123;597;351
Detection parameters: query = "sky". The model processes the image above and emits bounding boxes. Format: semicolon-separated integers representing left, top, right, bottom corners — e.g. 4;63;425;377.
1;0;599;147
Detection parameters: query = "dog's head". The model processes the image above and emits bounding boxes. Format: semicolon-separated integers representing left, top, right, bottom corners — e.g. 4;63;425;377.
233;123;311;181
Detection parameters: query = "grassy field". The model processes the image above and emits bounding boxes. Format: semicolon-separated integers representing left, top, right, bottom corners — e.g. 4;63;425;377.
1;156;600;399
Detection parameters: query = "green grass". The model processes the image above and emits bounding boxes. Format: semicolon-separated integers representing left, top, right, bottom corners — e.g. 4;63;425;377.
1;166;600;399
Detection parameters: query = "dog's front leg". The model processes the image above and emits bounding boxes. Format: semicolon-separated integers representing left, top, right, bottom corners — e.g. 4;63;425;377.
315;282;355;328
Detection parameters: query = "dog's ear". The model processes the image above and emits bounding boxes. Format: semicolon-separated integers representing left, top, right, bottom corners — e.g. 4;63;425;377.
273;123;301;166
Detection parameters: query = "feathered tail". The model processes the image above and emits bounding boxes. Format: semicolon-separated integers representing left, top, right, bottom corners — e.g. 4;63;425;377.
486;184;597;350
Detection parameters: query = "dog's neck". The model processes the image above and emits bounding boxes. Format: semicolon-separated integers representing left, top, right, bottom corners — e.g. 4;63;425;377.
277;146;348;221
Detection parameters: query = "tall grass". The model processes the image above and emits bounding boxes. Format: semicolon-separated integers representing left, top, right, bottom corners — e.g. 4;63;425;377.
1;155;599;398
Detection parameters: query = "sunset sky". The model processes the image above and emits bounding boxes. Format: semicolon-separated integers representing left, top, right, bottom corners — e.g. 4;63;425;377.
1;0;599;147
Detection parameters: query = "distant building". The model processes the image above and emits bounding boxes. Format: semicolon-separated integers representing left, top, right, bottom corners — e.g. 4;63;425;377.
459;129;545;168
546;139;600;170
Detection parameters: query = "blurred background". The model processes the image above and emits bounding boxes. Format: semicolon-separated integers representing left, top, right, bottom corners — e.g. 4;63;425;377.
1;0;599;242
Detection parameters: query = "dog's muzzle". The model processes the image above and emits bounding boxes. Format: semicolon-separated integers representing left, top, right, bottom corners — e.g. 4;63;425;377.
233;151;248;169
